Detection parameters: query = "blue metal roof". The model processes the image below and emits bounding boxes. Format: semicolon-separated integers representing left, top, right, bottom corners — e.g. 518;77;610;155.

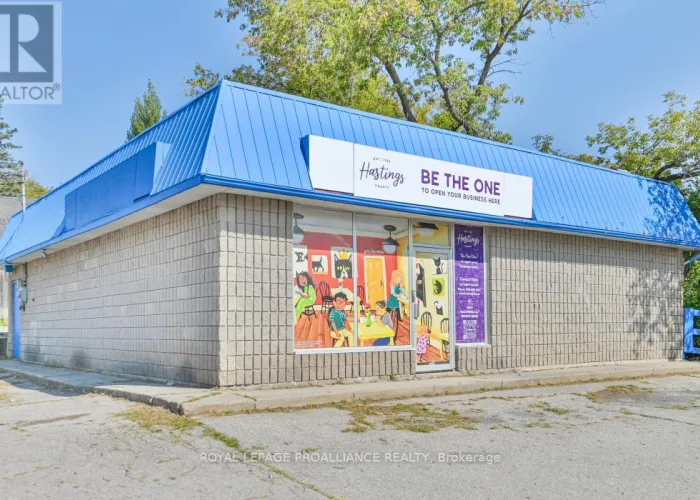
0;84;220;263
1;80;699;263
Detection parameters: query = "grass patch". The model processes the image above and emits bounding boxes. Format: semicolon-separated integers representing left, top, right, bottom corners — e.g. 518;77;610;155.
182;391;221;404
334;401;480;433
618;409;700;427
203;426;241;450
117;406;201;433
525;420;553;429
490;424;519;432
664;405;689;411
585;385;653;403
202;426;335;499
531;401;569;415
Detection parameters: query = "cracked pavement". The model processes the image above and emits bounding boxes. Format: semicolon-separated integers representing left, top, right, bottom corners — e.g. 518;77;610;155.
2;371;700;499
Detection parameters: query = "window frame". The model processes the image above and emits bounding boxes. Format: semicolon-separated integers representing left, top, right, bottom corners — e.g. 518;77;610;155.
292;205;414;354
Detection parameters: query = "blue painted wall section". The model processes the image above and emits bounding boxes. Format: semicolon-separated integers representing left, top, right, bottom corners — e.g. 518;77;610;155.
684;308;700;356
1;79;700;264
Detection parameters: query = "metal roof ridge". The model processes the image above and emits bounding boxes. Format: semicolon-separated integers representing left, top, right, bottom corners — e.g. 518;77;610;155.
218;79;675;188
5;82;224;223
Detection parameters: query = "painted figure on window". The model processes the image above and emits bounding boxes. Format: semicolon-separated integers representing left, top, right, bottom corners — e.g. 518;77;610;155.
433;256;444;275
387;270;406;322
415;264;426;306
329;293;355;347
434;300;444;316
311;256;325;273
294;272;316;320
375;300;394;330
416;325;430;362
334;252;353;279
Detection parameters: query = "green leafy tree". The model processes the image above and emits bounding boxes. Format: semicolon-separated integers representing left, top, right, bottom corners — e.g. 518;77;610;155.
127;79;167;141
187;0;601;143
533;93;700;308
25;177;51;199
0;98;21;196
531;134;598;164
586;92;700;182
534;92;700;184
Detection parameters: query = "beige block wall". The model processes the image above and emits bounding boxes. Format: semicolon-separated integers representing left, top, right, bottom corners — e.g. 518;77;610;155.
457;227;685;371
5;192;685;386
216;194;414;386
9;197;222;385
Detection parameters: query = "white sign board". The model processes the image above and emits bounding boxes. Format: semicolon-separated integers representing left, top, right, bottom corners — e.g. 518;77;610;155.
306;135;533;219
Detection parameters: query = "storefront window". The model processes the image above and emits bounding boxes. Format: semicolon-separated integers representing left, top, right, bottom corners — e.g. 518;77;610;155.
355;214;410;347
412;222;451;246
292;206;354;349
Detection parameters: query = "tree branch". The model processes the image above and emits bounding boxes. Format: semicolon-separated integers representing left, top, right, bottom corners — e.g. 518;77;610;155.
653;163;681;179
658;167;700;182
477;1;532;86
383;61;417;122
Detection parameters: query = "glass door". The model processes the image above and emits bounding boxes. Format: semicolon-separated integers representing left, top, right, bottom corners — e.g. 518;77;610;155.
412;247;453;372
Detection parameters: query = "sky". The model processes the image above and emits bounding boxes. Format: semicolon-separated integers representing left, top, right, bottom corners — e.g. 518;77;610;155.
5;0;700;188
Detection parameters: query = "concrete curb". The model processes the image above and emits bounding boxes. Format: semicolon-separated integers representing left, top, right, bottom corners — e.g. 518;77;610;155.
0;366;188;414
180;363;700;416
3;361;700;416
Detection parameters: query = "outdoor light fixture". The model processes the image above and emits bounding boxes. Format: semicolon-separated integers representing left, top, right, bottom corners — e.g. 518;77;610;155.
292;213;305;245
382;225;399;254
414;222;438;238
40;250;48;259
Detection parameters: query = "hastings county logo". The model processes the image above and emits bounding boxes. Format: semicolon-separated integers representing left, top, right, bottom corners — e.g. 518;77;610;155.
358;155;404;189
456;232;481;247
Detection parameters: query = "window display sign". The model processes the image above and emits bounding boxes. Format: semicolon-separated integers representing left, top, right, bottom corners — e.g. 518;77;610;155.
292;206;411;351
305;135;533;219
454;225;486;344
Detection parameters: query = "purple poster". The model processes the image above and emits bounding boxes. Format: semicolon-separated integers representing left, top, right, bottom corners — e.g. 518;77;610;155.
454;225;486;344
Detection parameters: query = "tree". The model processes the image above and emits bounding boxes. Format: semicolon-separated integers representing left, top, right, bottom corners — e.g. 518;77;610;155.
0;98;21;196
127;79;167;141
25;177;51;199
531;134;598;164
532;92;700;307
187;0;601;143
585;92;700;182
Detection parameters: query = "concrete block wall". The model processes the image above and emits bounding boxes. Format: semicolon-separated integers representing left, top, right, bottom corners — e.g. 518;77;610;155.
216;194;415;386
9;197;222;385
6;191;686;387
456;227;685;372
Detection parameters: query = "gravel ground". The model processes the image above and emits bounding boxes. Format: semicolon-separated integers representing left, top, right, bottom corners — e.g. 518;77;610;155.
2;370;700;499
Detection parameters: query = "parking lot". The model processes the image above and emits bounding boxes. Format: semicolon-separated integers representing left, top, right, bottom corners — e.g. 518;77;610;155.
2;371;700;499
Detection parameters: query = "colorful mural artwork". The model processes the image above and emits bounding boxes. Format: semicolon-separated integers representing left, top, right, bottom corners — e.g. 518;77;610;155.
293;207;354;350
412;222;452;367
356;214;410;347
414;250;451;366
292;206;410;350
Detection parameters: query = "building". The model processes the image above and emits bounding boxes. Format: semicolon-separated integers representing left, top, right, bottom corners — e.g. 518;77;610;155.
1;81;699;386
0;196;29;322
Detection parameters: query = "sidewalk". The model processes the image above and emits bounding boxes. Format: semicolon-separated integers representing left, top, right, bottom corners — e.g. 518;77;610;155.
2;359;700;416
